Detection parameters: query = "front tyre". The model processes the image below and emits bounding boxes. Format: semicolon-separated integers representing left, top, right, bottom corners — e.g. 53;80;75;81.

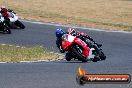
15;20;25;29
4;25;11;34
65;52;72;61
72;45;88;62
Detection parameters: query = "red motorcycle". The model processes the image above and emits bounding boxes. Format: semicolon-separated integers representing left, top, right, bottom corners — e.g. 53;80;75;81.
62;34;93;62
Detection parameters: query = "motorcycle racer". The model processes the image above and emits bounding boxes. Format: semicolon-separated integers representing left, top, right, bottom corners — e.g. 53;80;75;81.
0;6;25;29
55;28;94;61
0;6;14;28
0;6;14;19
55;28;66;53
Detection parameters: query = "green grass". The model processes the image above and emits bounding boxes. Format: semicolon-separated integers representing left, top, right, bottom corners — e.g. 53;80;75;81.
0;44;59;62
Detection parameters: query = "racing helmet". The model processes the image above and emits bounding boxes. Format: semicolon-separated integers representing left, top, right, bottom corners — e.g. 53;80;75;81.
55;28;65;37
1;6;8;13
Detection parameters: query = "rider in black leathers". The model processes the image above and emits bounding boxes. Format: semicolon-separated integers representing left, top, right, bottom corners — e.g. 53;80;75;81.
67;28;102;48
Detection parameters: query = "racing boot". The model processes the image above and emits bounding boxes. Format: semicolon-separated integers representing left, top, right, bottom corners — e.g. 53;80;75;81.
91;40;102;48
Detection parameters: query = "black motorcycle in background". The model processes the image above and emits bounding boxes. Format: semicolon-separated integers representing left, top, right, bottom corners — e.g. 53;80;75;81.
6;11;25;29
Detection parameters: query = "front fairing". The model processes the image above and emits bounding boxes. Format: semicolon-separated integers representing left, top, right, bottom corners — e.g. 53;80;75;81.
8;12;18;22
62;34;75;51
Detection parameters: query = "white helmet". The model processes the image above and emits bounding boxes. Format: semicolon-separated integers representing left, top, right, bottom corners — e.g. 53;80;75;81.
68;28;76;34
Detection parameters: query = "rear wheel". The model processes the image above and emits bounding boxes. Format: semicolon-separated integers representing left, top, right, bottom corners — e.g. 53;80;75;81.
15;20;25;29
99;52;106;60
92;56;100;62
72;45;88;62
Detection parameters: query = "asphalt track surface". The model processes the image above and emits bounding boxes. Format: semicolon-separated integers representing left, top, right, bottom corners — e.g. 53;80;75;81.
0;20;132;88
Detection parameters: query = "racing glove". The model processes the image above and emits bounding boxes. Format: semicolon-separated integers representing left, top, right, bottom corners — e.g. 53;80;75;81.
59;46;65;53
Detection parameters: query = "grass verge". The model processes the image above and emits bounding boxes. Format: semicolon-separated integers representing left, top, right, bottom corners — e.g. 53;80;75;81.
0;44;59;63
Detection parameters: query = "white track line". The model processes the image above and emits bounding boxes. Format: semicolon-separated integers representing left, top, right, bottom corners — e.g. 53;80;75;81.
1;44;6;46
22;20;132;34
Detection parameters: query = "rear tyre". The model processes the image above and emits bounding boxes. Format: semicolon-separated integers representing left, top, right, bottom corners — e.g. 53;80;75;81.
72;45;88;62
99;52;106;60
15;20;25;29
92;56;100;62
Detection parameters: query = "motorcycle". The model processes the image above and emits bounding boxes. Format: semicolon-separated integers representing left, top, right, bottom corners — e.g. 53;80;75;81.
80;36;106;62
0;14;11;34
6;11;25;29
62;34;97;62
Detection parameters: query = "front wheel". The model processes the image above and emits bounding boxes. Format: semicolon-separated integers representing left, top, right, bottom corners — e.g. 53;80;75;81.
72;45;88;62
4;25;11;34
65;52;72;61
15;20;25;29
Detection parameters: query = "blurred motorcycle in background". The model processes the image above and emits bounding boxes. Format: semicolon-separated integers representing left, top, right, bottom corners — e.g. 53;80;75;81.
0;14;11;34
